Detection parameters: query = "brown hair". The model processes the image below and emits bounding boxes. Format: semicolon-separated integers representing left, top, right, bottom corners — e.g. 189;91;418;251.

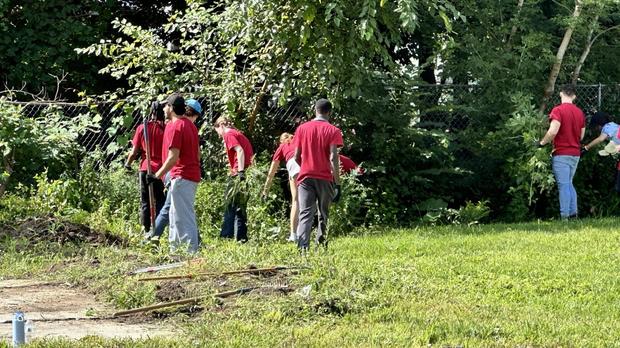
279;132;293;144
214;116;233;127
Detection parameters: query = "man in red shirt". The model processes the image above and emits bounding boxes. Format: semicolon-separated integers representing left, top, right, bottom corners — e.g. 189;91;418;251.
124;101;166;235
294;98;343;251
339;154;364;175
214;116;254;242
147;93;201;253
538;84;585;219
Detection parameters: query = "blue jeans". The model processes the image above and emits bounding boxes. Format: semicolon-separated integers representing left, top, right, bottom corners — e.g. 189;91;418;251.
552;155;580;218
220;178;248;242
168;178;200;253
151;173;171;239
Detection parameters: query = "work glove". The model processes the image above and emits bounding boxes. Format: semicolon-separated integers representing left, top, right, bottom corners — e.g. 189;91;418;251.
580;146;588;155
332;184;342;203
237;170;246;181
123;163;132;172
145;173;159;185
534;140;544;148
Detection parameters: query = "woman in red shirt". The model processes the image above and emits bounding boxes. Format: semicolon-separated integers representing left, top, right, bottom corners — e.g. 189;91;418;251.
262;132;300;242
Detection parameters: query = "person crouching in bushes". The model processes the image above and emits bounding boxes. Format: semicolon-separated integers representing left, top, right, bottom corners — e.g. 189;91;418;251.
124;101;166;236
262;132;300;242
582;111;620;192
214;116;254;243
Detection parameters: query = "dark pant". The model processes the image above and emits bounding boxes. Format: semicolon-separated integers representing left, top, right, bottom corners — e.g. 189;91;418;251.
220;179;248;242
139;171;166;232
296;178;335;249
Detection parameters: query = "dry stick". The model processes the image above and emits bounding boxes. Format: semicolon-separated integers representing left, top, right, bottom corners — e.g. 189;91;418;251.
137;266;294;282
112;286;288;317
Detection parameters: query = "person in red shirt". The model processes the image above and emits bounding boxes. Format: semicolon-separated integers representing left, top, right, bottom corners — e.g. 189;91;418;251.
262;132;300;242
338;154;364;175
214;116;254;242
124;101;166;235
147;93;201;253
294;98;343;251
537;84;585;219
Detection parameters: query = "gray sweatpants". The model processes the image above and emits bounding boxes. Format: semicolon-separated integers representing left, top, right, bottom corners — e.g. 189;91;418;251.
169;178;200;253
296;178;335;249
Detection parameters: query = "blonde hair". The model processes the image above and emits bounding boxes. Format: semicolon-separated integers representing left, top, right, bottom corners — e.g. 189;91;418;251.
214;116;233;127
279;132;293;144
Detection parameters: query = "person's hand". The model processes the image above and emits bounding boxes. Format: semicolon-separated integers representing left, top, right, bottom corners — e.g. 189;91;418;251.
146;173;159;185
581;145;588;155
123;163;132;172
332;184;341;203
534;140;544;148
237;170;246;181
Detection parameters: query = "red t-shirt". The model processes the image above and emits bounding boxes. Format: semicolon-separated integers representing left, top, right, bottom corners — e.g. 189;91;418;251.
549;103;585;156
161;117;201;182
294;120;344;183
272;141;296;162
131;121;165;172
223;128;253;174
339;155;357;174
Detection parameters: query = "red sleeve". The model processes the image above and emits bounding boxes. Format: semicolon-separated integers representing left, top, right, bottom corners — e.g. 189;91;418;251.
272;144;285;161
331;128;344;146
549;107;561;122
223;132;241;151
168;123;183;150
132;125;144;149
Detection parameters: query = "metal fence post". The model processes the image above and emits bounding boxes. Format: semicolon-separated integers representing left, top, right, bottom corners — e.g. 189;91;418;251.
598;83;603;111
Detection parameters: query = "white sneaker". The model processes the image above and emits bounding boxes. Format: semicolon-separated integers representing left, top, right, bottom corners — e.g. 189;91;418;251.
287;233;297;242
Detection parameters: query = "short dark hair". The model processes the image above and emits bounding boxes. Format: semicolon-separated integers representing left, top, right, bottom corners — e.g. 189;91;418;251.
315;98;332;115
166;93;186;115
590;111;610;128
560;84;576;97
185;106;199;117
150;101;165;121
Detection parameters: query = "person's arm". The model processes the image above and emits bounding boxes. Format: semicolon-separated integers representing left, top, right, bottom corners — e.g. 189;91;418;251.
154;148;180;179
262;160;281;195
124;146;140;167
540;120;561;146
580;127;585;141
294;148;301;165
584;133;608;150
234;145;245;172
330;145;340;185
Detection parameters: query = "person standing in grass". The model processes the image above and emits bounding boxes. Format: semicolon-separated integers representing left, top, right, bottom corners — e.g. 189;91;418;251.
262;132;300;242
150;98;203;245
537;84;585;220
294;98;343;251
124;101;166;236
148;93;201;253
214;116;254;243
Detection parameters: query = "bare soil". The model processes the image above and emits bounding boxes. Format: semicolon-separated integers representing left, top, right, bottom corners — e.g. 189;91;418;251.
0;215;125;247
0;280;173;342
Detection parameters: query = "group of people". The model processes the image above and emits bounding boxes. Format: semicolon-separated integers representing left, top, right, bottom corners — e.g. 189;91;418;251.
538;84;620;219
125;94;355;253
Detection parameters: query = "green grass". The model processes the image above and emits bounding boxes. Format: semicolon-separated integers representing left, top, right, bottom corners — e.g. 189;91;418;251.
2;218;620;347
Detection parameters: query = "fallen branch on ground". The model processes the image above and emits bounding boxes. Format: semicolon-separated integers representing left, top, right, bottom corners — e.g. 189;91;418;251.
137;266;302;282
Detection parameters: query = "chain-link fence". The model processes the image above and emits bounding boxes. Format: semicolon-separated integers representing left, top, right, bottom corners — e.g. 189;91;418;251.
6;84;618;167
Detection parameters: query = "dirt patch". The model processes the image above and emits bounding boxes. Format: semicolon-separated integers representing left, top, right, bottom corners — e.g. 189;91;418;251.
0;279;173;342
155;281;189;302
0;215;125;247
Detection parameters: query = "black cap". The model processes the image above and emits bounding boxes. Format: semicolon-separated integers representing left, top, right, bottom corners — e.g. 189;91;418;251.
163;93;185;115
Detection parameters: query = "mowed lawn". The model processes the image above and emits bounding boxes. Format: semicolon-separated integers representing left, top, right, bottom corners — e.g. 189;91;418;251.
2;218;620;347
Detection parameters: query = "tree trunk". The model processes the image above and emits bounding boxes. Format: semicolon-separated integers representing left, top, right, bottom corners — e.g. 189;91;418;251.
572;21;620;84
571;16;598;85
247;79;268;135
539;0;582;112
506;0;525;49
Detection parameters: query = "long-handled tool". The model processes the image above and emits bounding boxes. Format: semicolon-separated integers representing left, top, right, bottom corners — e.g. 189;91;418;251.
142;113;156;237
112;286;291;317
127;258;206;275
136;266;297;282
